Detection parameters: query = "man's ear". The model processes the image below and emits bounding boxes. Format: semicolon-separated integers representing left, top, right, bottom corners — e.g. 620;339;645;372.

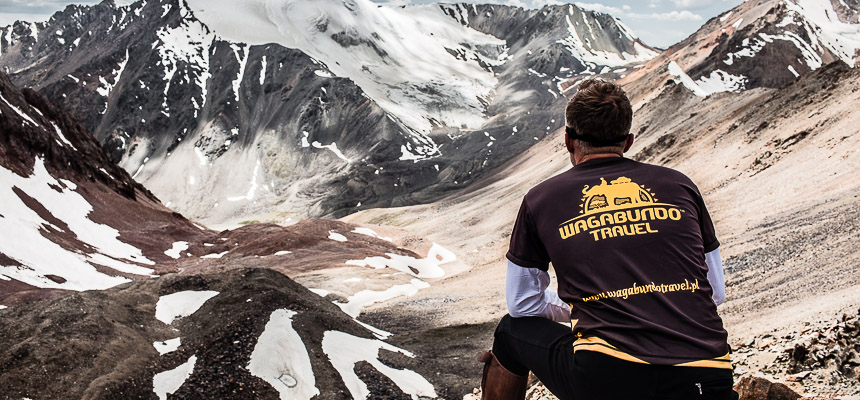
622;134;635;153
565;131;575;153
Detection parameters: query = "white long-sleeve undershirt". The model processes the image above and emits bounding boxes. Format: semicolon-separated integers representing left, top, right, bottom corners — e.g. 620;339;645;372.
505;249;726;320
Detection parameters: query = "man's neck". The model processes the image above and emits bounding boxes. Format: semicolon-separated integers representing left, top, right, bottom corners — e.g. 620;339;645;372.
573;152;623;166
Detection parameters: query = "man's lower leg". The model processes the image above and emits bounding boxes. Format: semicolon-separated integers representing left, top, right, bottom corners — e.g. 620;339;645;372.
477;351;528;400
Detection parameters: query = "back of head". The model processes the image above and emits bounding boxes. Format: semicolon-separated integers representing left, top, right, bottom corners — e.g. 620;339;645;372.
565;79;633;153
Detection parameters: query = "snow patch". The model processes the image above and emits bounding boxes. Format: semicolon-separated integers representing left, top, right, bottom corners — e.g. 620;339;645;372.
153;338;181;355
344;243;455;279
322;330;437;399
201;251;229;259
0;92;38;126
153;355;196;400
52;123;77;150
164;241;189;259
248;309;319;400
335;278;430;318
311;141;350;163
328;231;348;242
351;227;393;242
155;290;219;324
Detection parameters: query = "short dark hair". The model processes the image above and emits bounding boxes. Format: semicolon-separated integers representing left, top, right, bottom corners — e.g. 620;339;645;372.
565;79;633;151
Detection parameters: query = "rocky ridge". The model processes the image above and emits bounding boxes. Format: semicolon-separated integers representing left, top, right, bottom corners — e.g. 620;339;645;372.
0;69;470;398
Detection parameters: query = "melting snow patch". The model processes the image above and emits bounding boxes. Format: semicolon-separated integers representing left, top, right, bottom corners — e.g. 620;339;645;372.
248;309;319;400
328;231;348;242
667;61;708;97
164;241;189;259
311;141;350;162
354;319;392;340
201;251;228;259
309;288;330;297
153;338;181;355
399;145;423;162
274;250;292;256
351;227;393;242
155;290;219;324
153;355;196;400
695;70;747;94
344;243;455;279
322;330;436;399
52;123;76;150
335;279;430;318
0;305;7;310
0;92;38;126
788;65;800;77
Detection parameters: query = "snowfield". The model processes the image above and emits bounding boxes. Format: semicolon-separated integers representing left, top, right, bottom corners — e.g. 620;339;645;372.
0;157;154;291
155;290;219;324
186;0;509;159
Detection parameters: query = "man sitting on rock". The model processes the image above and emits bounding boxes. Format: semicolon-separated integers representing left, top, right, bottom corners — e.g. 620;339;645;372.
478;78;736;400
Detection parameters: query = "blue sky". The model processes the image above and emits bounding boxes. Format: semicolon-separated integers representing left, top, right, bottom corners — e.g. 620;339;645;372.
0;0;743;48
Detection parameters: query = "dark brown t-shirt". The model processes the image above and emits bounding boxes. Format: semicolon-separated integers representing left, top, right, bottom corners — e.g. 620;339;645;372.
507;157;729;365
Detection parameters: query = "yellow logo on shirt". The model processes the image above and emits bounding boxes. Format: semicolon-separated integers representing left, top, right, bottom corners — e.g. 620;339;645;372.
581;177;657;214
558;176;684;241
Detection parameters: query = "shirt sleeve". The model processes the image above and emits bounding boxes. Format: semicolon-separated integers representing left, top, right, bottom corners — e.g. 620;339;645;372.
506;197;551;271
505;260;571;322
705;249;726;306
697;191;720;253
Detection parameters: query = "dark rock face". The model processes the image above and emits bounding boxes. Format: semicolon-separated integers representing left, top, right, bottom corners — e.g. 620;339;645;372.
0;268;425;399
0;0;656;223
0;71;150;201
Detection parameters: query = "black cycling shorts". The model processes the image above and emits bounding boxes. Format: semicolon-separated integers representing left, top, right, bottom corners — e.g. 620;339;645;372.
491;315;738;400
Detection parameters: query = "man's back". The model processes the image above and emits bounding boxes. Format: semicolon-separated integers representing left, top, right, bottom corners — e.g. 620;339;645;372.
508;157;729;366
479;78;736;400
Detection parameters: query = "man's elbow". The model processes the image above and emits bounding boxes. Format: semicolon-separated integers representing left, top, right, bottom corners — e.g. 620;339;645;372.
507;298;544;318
713;293;725;306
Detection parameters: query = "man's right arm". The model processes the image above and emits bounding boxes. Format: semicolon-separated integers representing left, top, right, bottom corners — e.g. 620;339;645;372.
705;248;725;305
505;260;571;322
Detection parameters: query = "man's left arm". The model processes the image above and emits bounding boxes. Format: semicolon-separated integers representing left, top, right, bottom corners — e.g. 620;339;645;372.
505;260;571;322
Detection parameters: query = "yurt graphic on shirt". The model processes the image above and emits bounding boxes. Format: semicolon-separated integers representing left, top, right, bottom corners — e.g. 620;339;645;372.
580;177;657;214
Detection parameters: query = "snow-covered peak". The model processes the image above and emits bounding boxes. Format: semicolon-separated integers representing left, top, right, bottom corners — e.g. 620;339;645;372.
186;0;506;143
785;0;860;67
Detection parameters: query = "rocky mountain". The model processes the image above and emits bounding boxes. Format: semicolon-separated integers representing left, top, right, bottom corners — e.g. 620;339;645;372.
0;69;208;305
622;0;860;100
0;0;657;225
